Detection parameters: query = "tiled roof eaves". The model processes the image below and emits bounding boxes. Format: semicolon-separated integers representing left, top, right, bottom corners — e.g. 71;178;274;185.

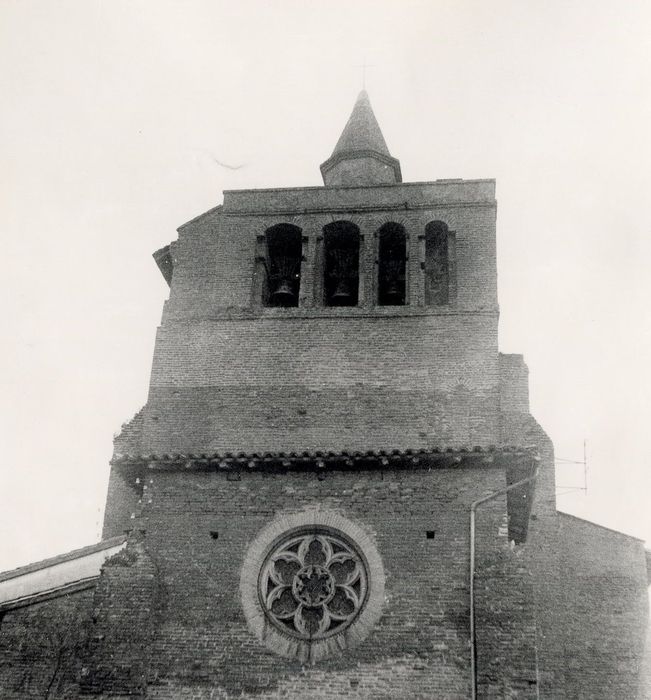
110;448;539;544
112;445;538;472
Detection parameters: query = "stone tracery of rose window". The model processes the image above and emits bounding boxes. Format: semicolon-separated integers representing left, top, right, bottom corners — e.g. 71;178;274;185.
259;532;368;639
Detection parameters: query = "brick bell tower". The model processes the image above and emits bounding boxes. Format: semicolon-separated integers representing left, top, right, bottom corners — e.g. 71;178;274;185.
94;91;553;698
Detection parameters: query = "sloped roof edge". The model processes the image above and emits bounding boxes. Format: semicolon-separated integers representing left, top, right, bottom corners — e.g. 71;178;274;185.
0;535;127;583
558;511;646;543
177;203;223;231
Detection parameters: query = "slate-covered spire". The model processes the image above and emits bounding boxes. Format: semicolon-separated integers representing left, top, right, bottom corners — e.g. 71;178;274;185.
331;90;391;156
320;90;402;186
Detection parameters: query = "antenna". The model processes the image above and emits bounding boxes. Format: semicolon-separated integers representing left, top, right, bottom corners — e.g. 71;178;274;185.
556;439;588;496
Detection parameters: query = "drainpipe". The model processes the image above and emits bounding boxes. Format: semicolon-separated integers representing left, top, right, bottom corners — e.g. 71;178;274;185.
469;463;539;700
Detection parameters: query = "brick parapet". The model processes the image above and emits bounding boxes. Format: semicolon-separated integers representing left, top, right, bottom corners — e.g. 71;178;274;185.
220;179;496;214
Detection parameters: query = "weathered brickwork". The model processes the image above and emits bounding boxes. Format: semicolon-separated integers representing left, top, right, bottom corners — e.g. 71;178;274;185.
558;513;649;699
497;372;651;699
97;465;536;699
93;156;648;697
103;466;142;539
80;537;161;696
4;92;649;699
474;542;538;699
502;417;564;698
499;354;529;415
0;590;94;699
141;179;500;458
102;409;145;537
143;314;500;455
164;182;498;320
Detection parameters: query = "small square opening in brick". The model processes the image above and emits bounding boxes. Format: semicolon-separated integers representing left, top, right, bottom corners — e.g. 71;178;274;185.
210;531;219;540
426;530;435;540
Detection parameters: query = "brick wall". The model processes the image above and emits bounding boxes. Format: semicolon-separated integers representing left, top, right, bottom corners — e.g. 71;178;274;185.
80;537;161;697
499;354;529;415
103;409;144;537
519;445;564;698
142;313;500;455
0;590;93;699
558;513;649;699
499;358;650;699
474;541;538;698
139;180;501;457
89;172;651;699
89;464;539;698
499;358;566;698
165;185;498;318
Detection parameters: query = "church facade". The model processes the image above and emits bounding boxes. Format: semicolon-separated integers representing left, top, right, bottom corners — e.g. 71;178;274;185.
0;91;649;699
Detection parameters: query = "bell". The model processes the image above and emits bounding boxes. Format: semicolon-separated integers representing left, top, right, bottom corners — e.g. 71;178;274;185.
385;281;400;300
331;279;351;303
271;278;296;305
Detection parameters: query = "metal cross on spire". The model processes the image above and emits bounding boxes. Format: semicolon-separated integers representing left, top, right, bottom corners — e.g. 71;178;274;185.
356;60;376;89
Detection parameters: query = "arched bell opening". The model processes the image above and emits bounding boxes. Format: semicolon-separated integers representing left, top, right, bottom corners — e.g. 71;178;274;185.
264;224;303;307
424;221;450;306
323;221;360;307
377;223;407;306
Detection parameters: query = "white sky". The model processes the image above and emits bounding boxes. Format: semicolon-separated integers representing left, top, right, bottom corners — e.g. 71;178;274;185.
1;0;650;572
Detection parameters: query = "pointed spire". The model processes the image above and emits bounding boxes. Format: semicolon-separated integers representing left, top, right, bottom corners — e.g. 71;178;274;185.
331;90;391;157
320;91;401;186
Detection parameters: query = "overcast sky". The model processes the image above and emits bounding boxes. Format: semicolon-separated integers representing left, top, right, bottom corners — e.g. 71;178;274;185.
1;0;650;572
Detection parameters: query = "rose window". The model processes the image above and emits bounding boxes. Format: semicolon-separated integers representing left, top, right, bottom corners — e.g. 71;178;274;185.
259;532;368;640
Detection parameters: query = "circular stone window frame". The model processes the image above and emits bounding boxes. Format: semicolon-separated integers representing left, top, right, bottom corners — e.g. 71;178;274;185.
240;509;385;664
